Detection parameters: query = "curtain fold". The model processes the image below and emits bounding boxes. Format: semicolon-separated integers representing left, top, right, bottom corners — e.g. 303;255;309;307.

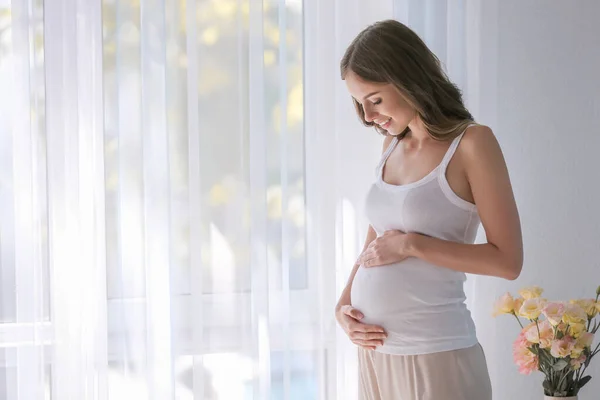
1;0;51;398
0;0;490;399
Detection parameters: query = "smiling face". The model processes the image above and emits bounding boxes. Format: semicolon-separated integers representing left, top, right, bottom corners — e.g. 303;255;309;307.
344;69;416;136
340;20;474;140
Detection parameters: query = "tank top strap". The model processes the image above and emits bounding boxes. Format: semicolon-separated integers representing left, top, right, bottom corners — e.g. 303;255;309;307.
439;123;478;170
375;136;399;174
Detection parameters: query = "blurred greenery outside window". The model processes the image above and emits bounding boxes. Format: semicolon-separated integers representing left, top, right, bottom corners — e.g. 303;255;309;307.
101;0;307;297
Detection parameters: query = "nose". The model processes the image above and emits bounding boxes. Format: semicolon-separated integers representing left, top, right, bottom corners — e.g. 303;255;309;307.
363;106;378;123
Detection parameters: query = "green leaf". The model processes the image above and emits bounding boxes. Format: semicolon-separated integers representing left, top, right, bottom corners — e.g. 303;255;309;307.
578;375;592;389
552;360;569;371
542;379;553;394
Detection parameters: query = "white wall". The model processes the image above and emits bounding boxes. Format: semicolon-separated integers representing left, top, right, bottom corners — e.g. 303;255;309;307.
470;2;600;399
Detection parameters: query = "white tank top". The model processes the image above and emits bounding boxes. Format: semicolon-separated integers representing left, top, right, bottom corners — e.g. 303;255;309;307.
351;125;480;355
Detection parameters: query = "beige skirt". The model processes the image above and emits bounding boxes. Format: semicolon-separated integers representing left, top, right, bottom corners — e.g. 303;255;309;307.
358;343;492;400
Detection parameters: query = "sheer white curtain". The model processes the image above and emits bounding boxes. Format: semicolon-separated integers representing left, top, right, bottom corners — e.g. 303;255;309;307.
0;0;496;399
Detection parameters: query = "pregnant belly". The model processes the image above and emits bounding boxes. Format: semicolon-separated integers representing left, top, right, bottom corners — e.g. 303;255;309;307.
350;259;476;352
350;258;467;322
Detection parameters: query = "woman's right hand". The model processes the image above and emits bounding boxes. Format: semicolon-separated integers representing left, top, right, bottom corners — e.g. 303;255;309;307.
335;305;387;350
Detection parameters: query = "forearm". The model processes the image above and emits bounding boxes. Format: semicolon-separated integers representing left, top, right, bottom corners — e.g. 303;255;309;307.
408;233;522;280
336;225;377;309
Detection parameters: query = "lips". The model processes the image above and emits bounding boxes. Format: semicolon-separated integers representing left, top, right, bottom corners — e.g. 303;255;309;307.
376;117;391;128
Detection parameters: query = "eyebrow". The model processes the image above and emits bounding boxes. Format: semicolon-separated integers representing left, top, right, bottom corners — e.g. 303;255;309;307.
352;91;380;102
362;91;380;100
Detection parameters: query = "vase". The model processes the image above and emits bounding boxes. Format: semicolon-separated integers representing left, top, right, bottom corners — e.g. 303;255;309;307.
544;396;577;400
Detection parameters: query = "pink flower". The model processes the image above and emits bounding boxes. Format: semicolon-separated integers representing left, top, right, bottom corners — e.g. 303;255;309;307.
523;320;553;347
537;320;554;349
550;336;576;358
524;322;541;344
542;302;565;326
577;332;595;348
513;332;538;375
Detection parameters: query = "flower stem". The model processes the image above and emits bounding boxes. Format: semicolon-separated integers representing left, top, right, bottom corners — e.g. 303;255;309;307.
512;311;524;328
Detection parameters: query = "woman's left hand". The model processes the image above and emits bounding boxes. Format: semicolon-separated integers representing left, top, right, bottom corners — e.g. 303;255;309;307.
357;230;414;268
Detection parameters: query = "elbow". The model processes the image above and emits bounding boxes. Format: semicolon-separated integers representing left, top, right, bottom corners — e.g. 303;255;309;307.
505;266;521;281
500;246;523;281
504;259;523;281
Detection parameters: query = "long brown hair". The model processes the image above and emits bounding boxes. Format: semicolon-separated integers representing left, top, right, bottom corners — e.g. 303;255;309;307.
340;19;474;141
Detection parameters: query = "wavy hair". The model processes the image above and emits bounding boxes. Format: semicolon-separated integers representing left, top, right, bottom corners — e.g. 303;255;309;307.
340;19;475;141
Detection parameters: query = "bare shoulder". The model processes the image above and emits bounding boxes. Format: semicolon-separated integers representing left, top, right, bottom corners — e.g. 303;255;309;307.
457;124;508;175
459;124;501;156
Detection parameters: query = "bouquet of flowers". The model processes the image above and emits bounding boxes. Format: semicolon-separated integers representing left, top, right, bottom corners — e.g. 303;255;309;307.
493;285;600;398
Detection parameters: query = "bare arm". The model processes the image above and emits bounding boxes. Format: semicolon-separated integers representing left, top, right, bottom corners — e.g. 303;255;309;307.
408;125;523;280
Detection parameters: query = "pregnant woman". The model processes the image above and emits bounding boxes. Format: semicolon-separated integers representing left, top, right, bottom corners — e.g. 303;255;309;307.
334;20;523;400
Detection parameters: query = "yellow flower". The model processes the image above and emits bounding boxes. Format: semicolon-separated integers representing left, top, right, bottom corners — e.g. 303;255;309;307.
513;298;525;317
563;304;588;326
493;293;515;317
571;346;584;359
518;286;544;300
551;337;575;358
570;299;598;318
569;323;586;339
519;298;547;320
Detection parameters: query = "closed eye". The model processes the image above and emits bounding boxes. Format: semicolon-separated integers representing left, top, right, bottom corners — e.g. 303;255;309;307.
372;99;382;105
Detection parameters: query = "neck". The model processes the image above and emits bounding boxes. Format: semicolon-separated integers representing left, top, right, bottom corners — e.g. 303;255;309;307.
405;116;432;145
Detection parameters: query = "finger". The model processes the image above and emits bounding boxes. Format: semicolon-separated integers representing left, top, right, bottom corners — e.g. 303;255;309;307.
350;331;387;341
351;322;386;334
350;327;388;339
355;343;377;351
363;257;381;268
342;306;364;320
359;248;375;260
360;250;377;262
